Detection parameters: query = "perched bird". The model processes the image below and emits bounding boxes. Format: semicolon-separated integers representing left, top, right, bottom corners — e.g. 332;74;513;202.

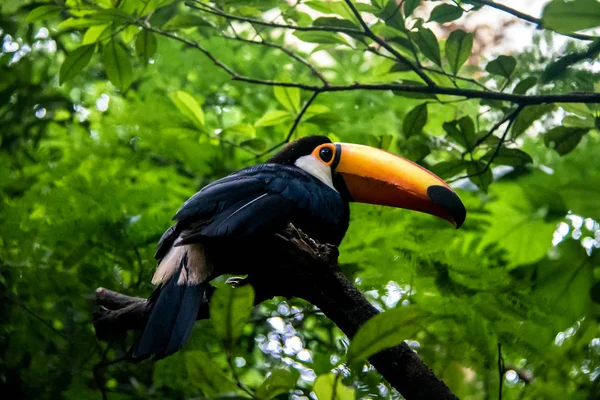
130;135;466;361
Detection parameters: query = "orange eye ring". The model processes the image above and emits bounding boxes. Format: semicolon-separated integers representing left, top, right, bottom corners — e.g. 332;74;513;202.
312;143;337;166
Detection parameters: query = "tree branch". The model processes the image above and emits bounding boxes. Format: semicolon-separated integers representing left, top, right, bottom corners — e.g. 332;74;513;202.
252;91;321;160
144;25;600;105
92;225;458;400
448;105;524;183
186;1;364;36
468;0;598;41
342;0;436;87
219;35;328;85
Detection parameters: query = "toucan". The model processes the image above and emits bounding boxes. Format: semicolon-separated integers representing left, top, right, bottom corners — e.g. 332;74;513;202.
130;135;466;361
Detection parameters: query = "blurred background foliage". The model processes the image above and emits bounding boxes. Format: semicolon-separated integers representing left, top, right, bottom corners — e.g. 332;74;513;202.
1;0;600;399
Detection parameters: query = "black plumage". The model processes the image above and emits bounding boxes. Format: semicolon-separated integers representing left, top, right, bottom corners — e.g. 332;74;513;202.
171;163;348;246
131;136;349;361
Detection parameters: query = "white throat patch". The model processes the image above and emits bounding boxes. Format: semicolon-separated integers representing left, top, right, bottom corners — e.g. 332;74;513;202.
295;155;337;191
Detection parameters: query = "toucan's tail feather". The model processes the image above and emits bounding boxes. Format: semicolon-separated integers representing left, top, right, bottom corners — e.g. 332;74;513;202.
130;253;205;361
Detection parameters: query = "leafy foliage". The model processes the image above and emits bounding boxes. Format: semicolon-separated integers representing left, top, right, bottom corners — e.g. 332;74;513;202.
1;1;600;400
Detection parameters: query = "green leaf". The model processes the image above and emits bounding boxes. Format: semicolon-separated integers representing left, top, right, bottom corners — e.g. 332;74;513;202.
305;112;343;125
58;17;106;30
485;55;516;79
209;284;255;350
542;0;600;33
377;0;405;30
429;4;463;24
355;3;380;13
240;138;268;152
88;9;133;24
467;161;492;193
481;182;559;267
430;160;467;179
402;103;428;136
254;110;293;127
185;351;239;397
293;31;349;45
305;0;355;21
168;90;205;128
562;115;595;128
543;126;589;156
368;133;393;150
59;44;96;85
347;306;426;367
443;116;476;150
411;28;442;66
534;240;595;320
481;148;533;166
445;29;473;75
559;177;600;222
224;123;256;137
389;61;413;72
102;39;132;91
313;373;355;400
26;5;61;23
559;102;594;117
313;17;359;30
82;25;112;44
256;370;298;400
274;86;300;114
403;0;421;17
135;30;157;63
511;104;555;138
162;14;213;30
512;77;537;94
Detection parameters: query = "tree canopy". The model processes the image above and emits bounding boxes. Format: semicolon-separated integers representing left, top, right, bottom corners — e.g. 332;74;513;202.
1;1;600;399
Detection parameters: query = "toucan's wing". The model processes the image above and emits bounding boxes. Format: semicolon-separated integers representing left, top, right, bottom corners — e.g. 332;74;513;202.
168;164;344;246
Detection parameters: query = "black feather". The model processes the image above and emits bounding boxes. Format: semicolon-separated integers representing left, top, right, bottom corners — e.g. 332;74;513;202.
130;253;205;361
172;164;346;245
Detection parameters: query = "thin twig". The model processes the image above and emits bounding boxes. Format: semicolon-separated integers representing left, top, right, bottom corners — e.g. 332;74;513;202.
93;349;128;400
3;293;70;341
186;1;364;36
421;66;490;91
468;0;598;41
219;35;328;84
342;0;435;87
448;105;524;183
227;351;258;399
249;91;320;161
472;106;523;148
286;91;320;142
250;0;301;41
498;342;504;400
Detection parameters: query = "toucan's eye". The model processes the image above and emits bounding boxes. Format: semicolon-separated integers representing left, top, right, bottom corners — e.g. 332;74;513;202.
319;147;333;162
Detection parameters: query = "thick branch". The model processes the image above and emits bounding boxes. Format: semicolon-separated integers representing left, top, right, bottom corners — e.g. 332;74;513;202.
468;0;597;41
93;225;457;400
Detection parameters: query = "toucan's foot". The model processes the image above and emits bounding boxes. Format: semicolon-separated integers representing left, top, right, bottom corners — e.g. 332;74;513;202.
226;277;249;287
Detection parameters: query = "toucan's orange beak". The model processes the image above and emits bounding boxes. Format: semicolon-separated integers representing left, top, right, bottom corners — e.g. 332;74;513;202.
333;143;466;228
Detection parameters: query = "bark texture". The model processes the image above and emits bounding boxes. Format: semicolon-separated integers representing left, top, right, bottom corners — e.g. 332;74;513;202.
92;225;457;400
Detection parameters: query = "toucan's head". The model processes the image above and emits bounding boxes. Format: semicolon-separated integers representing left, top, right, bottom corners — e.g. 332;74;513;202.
268;135;466;228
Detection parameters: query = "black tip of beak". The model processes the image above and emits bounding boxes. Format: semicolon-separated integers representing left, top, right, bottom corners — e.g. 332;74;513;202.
427;186;466;229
